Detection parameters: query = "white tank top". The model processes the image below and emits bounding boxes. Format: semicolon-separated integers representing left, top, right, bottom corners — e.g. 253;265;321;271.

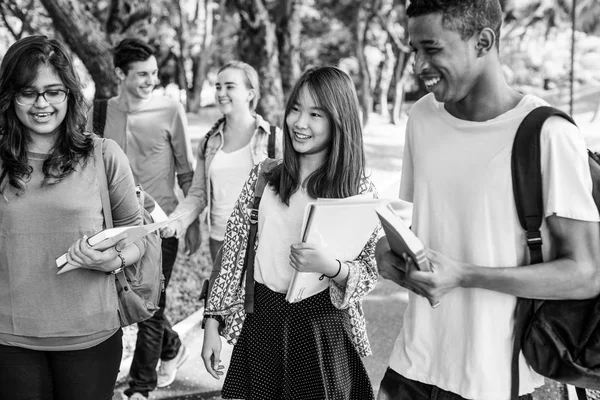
209;143;254;240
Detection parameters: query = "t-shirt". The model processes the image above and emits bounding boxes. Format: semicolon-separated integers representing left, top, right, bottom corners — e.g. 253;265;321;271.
388;93;600;400
209;143;254;241
254;185;312;293
101;95;194;214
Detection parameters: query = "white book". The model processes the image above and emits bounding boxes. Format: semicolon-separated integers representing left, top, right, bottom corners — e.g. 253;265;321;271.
55;211;190;273
374;203;429;271
285;196;384;303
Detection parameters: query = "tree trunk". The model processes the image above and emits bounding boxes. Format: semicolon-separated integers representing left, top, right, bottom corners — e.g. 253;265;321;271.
378;42;395;119
355;3;372;127
188;0;213;112
39;0;117;99
390;48;410;125
275;0;301;97
234;0;284;126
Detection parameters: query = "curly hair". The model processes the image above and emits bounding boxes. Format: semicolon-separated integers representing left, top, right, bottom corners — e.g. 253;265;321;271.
407;0;503;49
0;35;93;194
267;66;365;205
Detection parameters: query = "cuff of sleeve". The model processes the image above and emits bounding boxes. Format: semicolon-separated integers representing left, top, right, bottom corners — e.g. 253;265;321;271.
201;314;224;332
177;172;194;188
330;261;358;309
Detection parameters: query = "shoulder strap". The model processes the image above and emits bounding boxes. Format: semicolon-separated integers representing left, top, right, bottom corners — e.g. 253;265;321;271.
575;387;588;400
242;159;279;313
268;125;277;159
93;138;114;228
509;105;575;400
93;99;108;137
511;105;575;265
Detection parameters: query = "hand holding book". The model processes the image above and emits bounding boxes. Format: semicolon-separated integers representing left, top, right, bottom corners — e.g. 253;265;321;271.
289;242;343;281
56;211;190;273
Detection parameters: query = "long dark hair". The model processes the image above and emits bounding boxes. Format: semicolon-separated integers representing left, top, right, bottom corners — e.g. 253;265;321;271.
0;35;92;194
267;66;365;205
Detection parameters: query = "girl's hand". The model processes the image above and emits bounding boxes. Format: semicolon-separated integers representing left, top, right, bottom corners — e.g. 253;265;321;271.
160;219;185;239
65;235;123;273
201;318;225;379
289;242;339;277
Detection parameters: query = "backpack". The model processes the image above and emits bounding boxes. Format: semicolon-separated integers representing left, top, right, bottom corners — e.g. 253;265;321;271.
510;106;600;400
94;138;165;326
198;158;279;314
202;116;278;159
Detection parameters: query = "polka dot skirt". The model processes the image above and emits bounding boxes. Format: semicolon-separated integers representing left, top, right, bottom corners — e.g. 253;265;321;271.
221;282;374;400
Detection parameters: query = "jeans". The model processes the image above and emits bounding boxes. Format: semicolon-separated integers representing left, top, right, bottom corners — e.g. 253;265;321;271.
377;367;533;400
0;328;122;400
125;237;182;397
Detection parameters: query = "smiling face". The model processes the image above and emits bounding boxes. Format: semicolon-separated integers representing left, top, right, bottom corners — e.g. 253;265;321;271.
118;56;158;100
286;85;332;162
214;67;254;116
409;12;480;105
14;64;68;139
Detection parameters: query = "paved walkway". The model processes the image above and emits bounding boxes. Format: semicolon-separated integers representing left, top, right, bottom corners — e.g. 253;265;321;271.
113;105;600;400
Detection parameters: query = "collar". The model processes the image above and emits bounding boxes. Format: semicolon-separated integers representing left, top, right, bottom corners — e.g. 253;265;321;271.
254;114;272;135
217;114;272;136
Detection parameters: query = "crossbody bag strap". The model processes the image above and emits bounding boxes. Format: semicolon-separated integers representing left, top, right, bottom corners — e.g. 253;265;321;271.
93;138;114;228
241;159;279;314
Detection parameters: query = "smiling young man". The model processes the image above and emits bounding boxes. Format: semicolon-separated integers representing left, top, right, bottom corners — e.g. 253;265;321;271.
375;1;600;400
92;38;196;400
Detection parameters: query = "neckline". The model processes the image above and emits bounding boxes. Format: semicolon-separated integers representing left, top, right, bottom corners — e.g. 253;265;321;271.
435;93;532;126
27;151;51;161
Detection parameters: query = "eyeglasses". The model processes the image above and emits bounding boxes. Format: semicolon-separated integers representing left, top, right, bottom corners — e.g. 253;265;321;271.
14;89;69;106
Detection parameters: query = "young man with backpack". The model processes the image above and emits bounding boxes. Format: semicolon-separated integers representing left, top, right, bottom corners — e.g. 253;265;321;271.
90;38;197;400
375;1;600;400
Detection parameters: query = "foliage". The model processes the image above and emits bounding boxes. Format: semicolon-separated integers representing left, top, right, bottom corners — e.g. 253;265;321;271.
501;1;600;95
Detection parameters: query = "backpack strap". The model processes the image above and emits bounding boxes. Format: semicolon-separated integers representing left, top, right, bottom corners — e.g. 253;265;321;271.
512;106;575;264
241;158;279;313
93;99;108;137
93;138;113;228
268;125;277;159
575;387;589;400
509;105;576;400
202;117;226;155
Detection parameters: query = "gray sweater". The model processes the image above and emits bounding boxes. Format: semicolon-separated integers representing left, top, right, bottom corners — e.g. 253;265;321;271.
0;138;143;350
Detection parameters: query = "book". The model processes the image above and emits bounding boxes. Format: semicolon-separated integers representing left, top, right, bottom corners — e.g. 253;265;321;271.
285;196;384;303
55;211;190;273
374;202;429;271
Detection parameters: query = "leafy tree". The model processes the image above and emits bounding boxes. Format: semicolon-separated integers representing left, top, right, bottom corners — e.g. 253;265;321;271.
226;0;302;125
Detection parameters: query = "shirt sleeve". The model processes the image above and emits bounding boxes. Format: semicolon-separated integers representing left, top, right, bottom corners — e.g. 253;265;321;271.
399;116;415;202
101;138;147;254
169;141;206;227
169;103;195;179
540;116;600;222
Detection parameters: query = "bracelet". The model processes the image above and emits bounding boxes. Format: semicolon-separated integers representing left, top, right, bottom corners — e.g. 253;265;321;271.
110;253;126;275
320;259;342;280
118;253;126;268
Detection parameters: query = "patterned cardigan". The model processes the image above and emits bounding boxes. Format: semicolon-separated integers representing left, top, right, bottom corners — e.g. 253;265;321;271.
204;161;380;357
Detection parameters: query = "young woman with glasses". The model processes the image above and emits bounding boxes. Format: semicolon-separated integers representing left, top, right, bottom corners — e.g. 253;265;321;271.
0;35;145;400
